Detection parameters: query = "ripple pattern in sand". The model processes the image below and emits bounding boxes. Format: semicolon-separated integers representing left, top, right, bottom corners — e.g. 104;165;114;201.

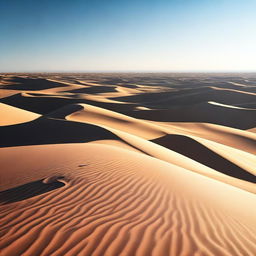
0;158;255;256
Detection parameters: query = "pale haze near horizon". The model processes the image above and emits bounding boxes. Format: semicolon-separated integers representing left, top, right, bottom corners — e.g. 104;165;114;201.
0;0;255;72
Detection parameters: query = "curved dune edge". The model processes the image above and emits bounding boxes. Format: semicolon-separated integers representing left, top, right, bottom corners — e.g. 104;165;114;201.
63;103;256;152
57;103;256;192
189;136;256;177
0;143;255;256
155;122;256;154
151;134;256;178
64;103;167;140
54;103;256;154
100;127;256;194
208;101;256;110
0;102;40;126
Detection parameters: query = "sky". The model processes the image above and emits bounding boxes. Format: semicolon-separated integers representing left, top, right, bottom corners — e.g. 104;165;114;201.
0;0;255;72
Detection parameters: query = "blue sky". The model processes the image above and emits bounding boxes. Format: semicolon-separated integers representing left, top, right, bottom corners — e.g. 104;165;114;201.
0;0;255;72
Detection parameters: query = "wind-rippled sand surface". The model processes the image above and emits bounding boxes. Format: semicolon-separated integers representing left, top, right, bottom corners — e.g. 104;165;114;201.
0;73;256;255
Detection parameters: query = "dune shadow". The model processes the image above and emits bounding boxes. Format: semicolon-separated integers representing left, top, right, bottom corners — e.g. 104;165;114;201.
0;93;135;114
0;116;119;148
1;93;82;114
115;86;256;107
128;102;256;129
66;86;116;94
151;134;256;183
0;178;65;204
0;77;68;91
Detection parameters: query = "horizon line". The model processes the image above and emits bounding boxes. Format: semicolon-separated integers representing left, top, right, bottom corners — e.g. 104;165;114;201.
1;70;256;74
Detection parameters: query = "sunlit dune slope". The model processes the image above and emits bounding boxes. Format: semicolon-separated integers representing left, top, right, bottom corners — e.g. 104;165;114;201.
157;122;256;154
0;102;40;126
0;144;255;256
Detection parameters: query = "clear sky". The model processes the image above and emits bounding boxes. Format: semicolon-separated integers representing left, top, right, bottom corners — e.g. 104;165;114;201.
0;0;255;72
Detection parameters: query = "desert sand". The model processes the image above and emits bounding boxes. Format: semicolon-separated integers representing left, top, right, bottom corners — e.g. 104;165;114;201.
0;73;255;256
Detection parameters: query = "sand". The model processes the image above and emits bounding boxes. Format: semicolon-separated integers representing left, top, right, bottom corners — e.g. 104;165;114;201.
0;73;255;255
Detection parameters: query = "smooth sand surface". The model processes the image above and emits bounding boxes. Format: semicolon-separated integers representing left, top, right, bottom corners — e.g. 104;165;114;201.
0;103;40;126
0;73;255;255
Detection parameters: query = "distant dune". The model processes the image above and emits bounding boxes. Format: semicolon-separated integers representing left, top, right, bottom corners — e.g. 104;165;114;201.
0;73;255;255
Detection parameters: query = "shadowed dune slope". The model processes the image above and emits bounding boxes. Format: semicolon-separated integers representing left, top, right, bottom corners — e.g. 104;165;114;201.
65;85;117;94
128;101;256;129
157;122;256;154
0;144;255;256
0;77;71;91
151;134;256;183
112;86;256;106
0;93;83;114
0;117;118;147
0;92;136;114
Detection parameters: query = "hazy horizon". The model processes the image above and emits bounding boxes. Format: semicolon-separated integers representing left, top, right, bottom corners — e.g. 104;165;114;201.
1;0;256;72
1;71;256;74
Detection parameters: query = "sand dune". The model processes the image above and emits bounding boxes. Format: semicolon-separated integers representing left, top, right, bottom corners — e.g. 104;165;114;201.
1;91;136;114
113;86;256;106
46;102;255;191
156;122;256;154
52;103;166;139
0;73;255;255
0;103;40;126
1;144;256;256
151;134;256;182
